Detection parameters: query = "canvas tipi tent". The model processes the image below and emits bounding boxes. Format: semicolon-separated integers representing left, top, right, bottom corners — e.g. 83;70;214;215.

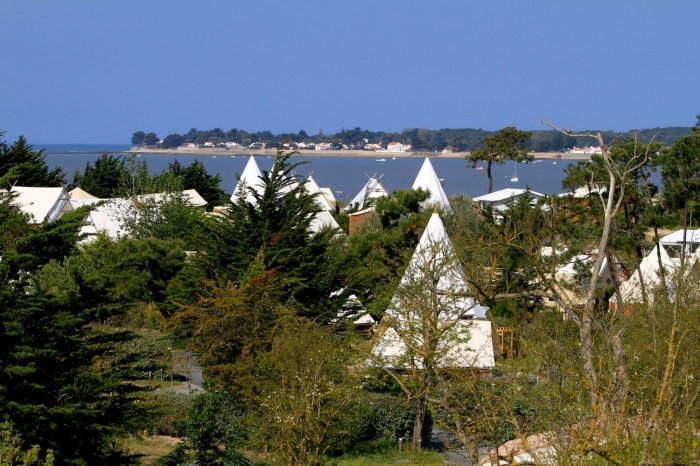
412;157;450;211
230;155;265;204
371;212;494;370
344;176;389;212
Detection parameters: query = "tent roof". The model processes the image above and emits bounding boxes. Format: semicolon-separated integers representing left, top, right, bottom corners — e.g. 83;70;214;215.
614;245;678;303
305;175;334;211
660;229;700;245
10;186;72;224
309;209;341;234
182;189;207;207
78;198;133;242
344;177;389;211
69;187;98;199
230;155;264;204
387;212;488;321
412;157;450;210
474;188;544;203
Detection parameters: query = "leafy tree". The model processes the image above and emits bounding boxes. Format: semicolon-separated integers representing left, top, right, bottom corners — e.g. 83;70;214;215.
70;153;127;198
161;133;185;149
131;131;146;147
144;132;159;146
0;421;55;466
465;126;533;194
178;159;226;209
197;147;344;318
0;133;64;188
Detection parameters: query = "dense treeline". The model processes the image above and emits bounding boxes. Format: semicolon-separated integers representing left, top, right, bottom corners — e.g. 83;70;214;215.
134;125;694;151
4;116;700;465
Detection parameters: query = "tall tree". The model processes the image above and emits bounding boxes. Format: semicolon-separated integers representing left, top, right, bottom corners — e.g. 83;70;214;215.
143;132;159;146
131;131;146;147
464;126;533;194
197;147;344;318
179;159;226;209
0;133;65;188
71;153;127;198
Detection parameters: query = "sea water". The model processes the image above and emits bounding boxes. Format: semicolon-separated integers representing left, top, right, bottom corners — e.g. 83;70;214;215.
41;145;656;200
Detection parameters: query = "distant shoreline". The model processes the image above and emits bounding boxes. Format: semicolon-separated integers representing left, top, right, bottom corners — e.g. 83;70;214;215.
120;147;592;161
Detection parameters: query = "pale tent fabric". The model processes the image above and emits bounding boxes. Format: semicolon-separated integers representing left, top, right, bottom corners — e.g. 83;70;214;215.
309;209;341;234
319;188;336;208
182;189;207;208
387;212;488;321
230;155;264;204
371;320;495;369
612;245;679;303
78;198;134;243
333;294;376;326
412;157;450;211
69;186;98;200
344;177;389;211
371;212;494;370
9;186;73;224
304;175;334;211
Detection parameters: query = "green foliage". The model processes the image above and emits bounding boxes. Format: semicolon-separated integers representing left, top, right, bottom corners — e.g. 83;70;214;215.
132;131;146;147
70;153;127;198
0;132;64;187
196;148;345;318
0;421;54;466
168;159;226;209
375;188;429;229
158;391;249;466
352;393;432;442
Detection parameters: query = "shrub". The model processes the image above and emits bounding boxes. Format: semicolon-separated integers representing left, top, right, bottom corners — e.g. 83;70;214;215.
354;393;432;442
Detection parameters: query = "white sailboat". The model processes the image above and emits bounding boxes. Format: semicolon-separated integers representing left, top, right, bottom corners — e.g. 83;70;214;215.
510;162;518;182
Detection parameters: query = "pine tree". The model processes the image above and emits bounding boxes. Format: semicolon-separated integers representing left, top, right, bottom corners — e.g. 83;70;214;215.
0;133;65;188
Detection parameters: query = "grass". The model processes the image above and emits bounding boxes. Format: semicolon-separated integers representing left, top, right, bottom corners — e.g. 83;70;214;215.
124;435;181;465
335;449;444;466
131;379;185;389
333;440;444;466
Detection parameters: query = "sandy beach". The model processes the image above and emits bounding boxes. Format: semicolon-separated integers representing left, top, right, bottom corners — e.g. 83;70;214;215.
125;147;592;161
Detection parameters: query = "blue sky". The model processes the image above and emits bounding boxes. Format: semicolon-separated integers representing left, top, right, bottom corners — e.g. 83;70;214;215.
1;1;698;143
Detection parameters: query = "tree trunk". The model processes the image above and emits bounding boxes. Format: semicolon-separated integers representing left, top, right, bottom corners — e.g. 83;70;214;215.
487;161;493;194
412;384;431;449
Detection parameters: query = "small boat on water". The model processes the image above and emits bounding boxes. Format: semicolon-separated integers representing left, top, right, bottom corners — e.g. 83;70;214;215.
392;157;397;160
230;155;236;158
376;158;386;162
510;162;518;182
475;167;485;171
212;155;217;159
553;161;557;165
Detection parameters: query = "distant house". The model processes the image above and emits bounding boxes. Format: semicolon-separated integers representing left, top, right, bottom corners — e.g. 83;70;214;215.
224;141;239;148
569;146;603;155
181;143;197;149
387;142;406;152
442;145;456;154
473;188;544;211
6;186;73;225
203;142;214;147
315;143;333;151
363;143;383;151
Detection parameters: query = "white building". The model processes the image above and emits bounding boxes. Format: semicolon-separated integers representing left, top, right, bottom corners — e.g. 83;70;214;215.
473;188;544;211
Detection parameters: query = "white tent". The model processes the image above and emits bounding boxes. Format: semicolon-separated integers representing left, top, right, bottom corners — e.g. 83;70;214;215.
182;189;207;208
78;198;133;242
9;186;73;224
304;175;334;211
69;187;98;200
371;212;494;370
412;157;450;211
309;210;341;234
230;155;264;204
612;245;679;304
344;176;389;212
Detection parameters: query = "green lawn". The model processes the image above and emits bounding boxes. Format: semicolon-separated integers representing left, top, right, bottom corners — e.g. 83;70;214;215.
124;435;181;465
335;449;444;466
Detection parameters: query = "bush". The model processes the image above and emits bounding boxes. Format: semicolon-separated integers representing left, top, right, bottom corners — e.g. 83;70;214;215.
353;393;432;442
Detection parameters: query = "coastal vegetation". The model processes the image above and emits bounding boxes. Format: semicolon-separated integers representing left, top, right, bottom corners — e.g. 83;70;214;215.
132;125;694;152
2;116;700;464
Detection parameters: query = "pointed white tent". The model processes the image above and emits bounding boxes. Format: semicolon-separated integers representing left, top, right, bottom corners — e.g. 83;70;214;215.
305;175;334;211
612;245;679;304
231;155;264;204
344;176;389;211
412;157;450;211
371;212;494;370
